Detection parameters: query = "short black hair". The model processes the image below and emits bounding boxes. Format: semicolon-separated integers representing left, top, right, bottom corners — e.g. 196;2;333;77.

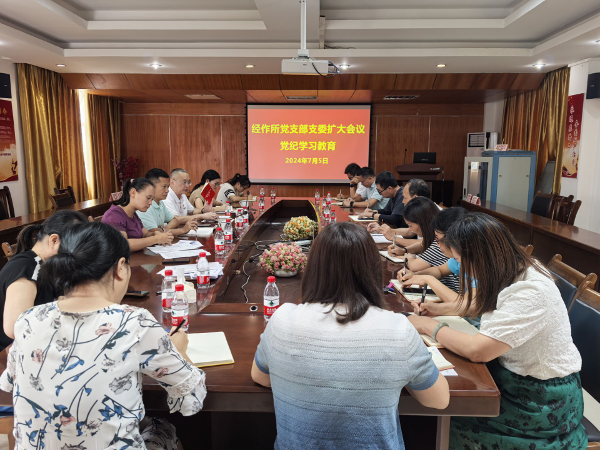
375;171;398;190
407;178;431;198
145;168;169;184
357;167;375;178
344;163;361;176
432;207;468;233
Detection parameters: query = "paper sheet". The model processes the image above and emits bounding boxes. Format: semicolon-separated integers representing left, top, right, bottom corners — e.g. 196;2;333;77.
157;262;223;279
187;332;234;367
371;234;392;244
182;227;215;238
349;215;377;222
428;347;454;371
379;251;405;264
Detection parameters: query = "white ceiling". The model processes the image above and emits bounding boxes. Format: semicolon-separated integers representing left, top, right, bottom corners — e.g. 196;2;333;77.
0;0;599;73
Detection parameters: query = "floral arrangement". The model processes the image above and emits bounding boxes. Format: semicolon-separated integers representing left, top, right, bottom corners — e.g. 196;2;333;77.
259;243;308;274
283;216;316;240
112;157;141;185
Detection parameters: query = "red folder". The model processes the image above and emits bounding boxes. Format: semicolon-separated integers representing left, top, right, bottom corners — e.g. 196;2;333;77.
200;183;215;204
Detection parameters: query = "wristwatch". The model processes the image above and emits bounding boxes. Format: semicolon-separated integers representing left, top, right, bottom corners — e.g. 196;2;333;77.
350;183;357;188
350;201;354;208
372;211;376;219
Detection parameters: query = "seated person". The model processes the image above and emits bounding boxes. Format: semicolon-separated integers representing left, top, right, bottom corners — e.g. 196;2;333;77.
102;177;174;251
164;168;218;221
337;162;366;200
372;178;430;245
251;222;449;449
408;213;586;449
216;173;252;207
0;210;87;351
189;169;225;214
400;207;473;308
360;171;407;228
0;222;207;449
342;167;388;209
137;168;201;236
389;197;460;292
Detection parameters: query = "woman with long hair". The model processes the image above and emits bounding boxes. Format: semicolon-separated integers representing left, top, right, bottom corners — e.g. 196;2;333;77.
0;222;206;449
389;197;460;292
251;222;449;449
189;169;224;214
102;177;173;251
215;173;252;207
408;213;586;449
0;210;88;351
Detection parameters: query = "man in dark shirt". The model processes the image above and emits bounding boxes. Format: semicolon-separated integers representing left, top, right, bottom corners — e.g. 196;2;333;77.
359;171;407;228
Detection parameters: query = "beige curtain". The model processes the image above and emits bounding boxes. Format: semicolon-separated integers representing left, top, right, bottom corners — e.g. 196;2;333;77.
17;64;88;212
87;94;121;198
501;67;570;193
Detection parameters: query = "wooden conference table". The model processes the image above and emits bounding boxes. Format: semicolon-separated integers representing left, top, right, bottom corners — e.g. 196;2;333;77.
0;197;500;449
461;200;600;289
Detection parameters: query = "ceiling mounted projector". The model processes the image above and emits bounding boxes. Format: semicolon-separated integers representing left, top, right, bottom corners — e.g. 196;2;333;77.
282;0;339;77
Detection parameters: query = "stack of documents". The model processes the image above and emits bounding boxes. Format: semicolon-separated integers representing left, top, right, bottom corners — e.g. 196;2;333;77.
148;240;204;259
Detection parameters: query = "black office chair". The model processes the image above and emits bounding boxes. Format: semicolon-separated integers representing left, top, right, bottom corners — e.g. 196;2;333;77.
530;192;554;218
568;287;600;444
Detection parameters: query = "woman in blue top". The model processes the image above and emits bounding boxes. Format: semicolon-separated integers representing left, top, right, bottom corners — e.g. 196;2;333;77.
399;207;478;317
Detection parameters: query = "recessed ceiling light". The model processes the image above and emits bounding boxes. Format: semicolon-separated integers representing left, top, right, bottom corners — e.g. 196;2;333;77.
56;64;66;67
245;64;255;68
149;63;162;69
339;64;350;69
533;64;546;68
436;63;446;68
0;57;11;60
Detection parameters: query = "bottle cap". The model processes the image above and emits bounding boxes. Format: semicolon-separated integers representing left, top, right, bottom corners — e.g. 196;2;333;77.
216;227;222;231
227;201;230;204
199;252;206;257
165;269;173;276
267;276;276;283
175;284;184;291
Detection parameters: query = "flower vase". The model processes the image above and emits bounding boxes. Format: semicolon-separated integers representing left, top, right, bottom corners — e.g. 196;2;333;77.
274;269;298;278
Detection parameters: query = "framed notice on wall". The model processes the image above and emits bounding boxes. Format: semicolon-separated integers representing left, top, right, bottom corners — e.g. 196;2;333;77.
0;98;17;182
561;93;584;179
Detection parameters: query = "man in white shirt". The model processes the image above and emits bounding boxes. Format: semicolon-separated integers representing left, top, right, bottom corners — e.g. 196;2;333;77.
342;167;389;209
337;163;367;201
163;168;218;221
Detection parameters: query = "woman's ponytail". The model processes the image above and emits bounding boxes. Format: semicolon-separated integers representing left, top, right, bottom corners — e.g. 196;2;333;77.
15;210;88;254
16;224;43;254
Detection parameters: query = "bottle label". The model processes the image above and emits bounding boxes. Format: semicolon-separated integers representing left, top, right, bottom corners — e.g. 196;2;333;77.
324;213;330;219
172;310;189;327
264;303;280;317
259;204;265;210
224;233;233;241
162;295;173;309
198;275;210;285
225;212;231;217
216;243;225;251
315;198;320;205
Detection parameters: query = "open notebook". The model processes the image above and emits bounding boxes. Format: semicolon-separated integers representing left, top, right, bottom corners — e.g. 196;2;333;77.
421;316;479;348
380;251;405;264
186;332;235;368
349;215;377;223
390;279;441;302
428;347;454;371
183;227;215;238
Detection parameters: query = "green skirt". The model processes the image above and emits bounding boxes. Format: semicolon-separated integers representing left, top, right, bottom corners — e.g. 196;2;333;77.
450;359;587;450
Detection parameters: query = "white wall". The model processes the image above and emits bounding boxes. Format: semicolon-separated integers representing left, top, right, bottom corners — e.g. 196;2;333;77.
483;99;503;134
0;61;28;217
562;58;600;232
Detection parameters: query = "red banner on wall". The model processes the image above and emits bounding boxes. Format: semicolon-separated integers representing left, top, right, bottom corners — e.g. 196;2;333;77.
0;99;17;182
561;93;584;179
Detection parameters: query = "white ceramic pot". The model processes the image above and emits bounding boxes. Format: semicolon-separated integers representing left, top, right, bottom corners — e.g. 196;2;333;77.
274;269;298;278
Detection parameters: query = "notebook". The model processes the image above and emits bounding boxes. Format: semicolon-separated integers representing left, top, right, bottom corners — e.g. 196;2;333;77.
390;279;441;302
421;316;479;348
428;347;454;371
184;227;215;238
186;332;235;368
371;234;392;244
380;251;405;264
349;215;377;222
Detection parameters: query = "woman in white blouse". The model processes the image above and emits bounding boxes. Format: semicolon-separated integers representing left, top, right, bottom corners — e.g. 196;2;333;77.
0;222;206;450
408;212;587;449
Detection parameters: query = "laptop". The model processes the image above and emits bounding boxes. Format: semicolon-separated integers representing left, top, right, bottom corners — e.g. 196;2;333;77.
413;152;436;164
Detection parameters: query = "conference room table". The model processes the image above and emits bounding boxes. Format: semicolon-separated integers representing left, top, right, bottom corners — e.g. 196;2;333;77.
0;197;500;450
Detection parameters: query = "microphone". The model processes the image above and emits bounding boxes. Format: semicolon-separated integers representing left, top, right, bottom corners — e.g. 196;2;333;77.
403;148;408;165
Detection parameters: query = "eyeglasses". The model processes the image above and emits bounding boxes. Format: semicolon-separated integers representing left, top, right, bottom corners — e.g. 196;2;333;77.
176;179;192;186
376;187;384;195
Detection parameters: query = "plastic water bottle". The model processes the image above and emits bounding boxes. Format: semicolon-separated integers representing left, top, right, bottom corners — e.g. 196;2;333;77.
323;203;331;220
225;201;232;217
326;192;332;206
214;227;225;255
171;284;189;331
270;187;276;203
235;208;244;229
264;276;280;322
161;269;176;313
259;186;265;198
258;196;265;211
243;207;249;226
224;219;233;245
197;251;210;290
330;208;337;223
314;189;320;206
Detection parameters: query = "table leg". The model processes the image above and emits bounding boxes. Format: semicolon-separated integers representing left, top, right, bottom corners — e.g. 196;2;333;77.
435;416;451;450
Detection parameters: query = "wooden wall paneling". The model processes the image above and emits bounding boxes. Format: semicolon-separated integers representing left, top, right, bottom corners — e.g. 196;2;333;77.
460;104;485;115
317;90;354;103
125;74;168;90
349;90;392;103
356;74;396;90
87;89;167;103
432;74;477;90
394;74;436;90
163;74;207;91
240;74;281;90
87;74;131;89
135;90;194;103
170;116;222;185
279;75;318;90
372;103;483;116
202;75;243;90
60;73;94;89
122;115;171;177
471;73;518;90
245;90;287;103
209;90;249;103
510;73;545;90
122;103;246;115
221;116;248;180
318;73;357;90
441;90;505;104
373;116;429;175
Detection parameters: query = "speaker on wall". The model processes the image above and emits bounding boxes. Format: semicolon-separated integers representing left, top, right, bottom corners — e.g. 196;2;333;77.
587;72;600;99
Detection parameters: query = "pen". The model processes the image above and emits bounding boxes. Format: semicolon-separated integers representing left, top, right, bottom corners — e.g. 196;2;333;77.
170;318;186;336
419;283;428;316
159;226;166;232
